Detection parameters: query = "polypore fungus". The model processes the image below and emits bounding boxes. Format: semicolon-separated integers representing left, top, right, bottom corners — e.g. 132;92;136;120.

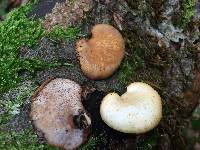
76;24;125;79
100;82;162;134
30;78;91;150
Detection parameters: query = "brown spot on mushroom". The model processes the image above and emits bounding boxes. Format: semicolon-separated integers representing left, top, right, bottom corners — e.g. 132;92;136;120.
30;78;91;150
76;24;125;80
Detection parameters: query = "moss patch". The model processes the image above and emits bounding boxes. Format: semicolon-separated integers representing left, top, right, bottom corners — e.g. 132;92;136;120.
0;1;44;92
0;82;36;125
0;126;59;150
0;1;80;93
78;134;106;150
118;48;144;85
48;26;81;41
180;0;196;28
136;130;159;150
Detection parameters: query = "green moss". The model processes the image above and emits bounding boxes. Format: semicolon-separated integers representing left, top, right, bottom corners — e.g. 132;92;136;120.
0;2;45;92
0;126;59;150
48;25;81;41
78;134;106;150
191;119;200;130
136;130;159;150
180;0;196;28
0;1;80;93
0;84;36;124
78;136;99;150
118;48;144;85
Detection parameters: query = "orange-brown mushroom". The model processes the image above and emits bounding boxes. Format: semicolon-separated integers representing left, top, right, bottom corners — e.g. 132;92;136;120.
76;24;125;80
30;78;91;150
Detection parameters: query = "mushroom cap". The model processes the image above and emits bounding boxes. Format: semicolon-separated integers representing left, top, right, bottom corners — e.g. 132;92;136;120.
100;82;162;134
76;24;125;80
30;78;91;150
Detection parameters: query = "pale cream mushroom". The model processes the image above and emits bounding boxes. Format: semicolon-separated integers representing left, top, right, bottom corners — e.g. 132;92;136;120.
100;82;162;134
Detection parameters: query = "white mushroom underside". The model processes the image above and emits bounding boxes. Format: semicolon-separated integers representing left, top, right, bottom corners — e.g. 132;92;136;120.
100;82;162;134
30;79;86;149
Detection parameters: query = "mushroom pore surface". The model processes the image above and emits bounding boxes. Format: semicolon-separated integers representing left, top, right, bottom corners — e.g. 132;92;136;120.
100;82;162;134
30;78;91;150
76;24;125;80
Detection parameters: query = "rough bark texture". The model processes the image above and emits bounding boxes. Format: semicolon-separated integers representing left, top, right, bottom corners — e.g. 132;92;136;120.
1;0;199;149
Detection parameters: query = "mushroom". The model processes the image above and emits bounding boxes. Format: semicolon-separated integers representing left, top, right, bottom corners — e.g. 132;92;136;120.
100;82;162;134
76;24;125;79
30;78;91;150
